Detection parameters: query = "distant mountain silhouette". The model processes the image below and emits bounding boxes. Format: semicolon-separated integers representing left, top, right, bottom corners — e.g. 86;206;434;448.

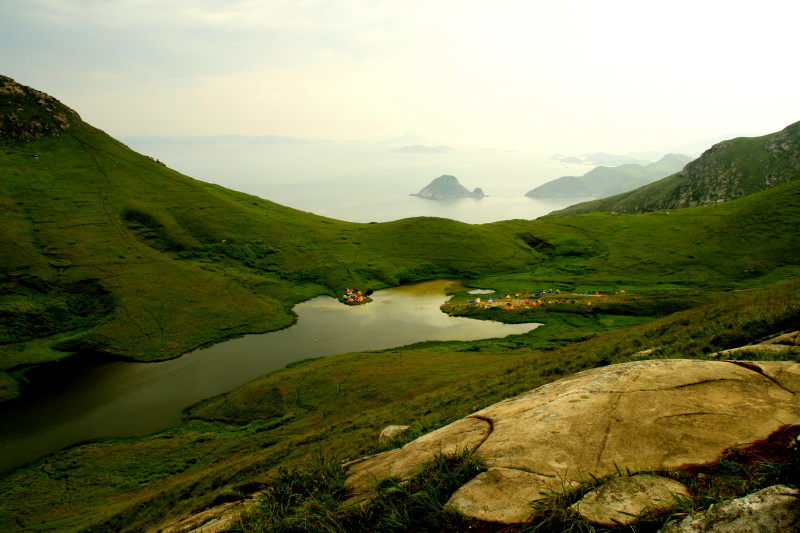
550;152;653;166
551;121;800;215
527;154;693;198
391;145;453;154
412;175;485;200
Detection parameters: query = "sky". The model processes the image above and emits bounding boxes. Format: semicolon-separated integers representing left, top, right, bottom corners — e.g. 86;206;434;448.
2;0;799;155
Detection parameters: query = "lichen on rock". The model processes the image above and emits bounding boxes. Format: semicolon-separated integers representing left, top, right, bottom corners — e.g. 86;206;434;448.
0;75;82;144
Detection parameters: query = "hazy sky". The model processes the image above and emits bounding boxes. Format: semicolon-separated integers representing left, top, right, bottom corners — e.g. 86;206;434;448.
2;0;799;154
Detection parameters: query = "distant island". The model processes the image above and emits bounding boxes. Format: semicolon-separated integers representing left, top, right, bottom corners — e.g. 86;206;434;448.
412;175;486;200
552;152;655;166
391;145;454;154
526;153;693;198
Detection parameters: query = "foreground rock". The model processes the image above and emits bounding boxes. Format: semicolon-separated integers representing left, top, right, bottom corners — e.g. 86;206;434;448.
345;417;490;504
713;330;799;357
444;467;577;523
148;498;255;533
661;485;800;532
569;474;690;526
344;359;800;523
378;424;411;446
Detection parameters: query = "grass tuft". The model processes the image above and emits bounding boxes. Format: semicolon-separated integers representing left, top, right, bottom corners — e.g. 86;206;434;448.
232;449;482;532
229;454;347;533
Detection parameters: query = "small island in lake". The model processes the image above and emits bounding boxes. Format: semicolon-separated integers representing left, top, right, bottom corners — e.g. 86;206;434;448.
341;287;372;305
411;174;486;200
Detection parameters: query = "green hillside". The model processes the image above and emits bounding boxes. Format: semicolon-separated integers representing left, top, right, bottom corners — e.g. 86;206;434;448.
5;75;796;403
0;76;542;399
1;76;800;531
525;153;692;198
551;121;800;215
3;272;798;532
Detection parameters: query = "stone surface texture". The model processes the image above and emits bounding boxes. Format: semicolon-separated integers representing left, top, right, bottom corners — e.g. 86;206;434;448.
713;330;799;358
147;499;252;533
344;417;491;503
343;359;800;523
378;425;411;446
660;484;800;532
444;467;577;524
569;474;690;526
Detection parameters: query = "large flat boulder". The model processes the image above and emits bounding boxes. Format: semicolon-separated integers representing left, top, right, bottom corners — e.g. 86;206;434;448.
343;359;800;523
469;359;799;478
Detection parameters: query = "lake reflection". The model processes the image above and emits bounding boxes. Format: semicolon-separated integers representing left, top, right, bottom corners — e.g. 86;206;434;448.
0;280;538;472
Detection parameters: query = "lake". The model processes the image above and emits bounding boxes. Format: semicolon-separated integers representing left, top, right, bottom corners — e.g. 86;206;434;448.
0;280;539;472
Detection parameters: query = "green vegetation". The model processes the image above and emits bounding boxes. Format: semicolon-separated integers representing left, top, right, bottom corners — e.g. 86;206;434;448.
3;119;799;395
2;278;798;532
230;450;481;532
1;76;799;531
226;424;799;533
1;77;546;392
2;73;799;394
552;121;800;215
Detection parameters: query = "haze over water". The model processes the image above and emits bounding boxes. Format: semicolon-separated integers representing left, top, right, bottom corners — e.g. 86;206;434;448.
123;139;596;223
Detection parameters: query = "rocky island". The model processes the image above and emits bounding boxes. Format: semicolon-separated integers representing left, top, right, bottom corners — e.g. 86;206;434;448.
412;174;486;200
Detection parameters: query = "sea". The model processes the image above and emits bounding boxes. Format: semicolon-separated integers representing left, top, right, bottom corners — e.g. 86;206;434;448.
120;138;596;223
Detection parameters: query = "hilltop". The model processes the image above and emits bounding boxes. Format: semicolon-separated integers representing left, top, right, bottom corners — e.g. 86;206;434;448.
0;76;83;144
551;121;800;215
526;153;692;198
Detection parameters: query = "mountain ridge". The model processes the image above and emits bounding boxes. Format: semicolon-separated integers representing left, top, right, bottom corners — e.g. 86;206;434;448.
550;121;800;215
526;153;692;198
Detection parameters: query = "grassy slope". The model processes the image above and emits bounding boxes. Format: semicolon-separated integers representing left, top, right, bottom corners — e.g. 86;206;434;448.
0;123;542;398
488;180;800;296
5;119;795;396
2;277;798;532
1;135;799;530
3;86;799;397
552;121;800;215
1;179;799;532
2;77;799;530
